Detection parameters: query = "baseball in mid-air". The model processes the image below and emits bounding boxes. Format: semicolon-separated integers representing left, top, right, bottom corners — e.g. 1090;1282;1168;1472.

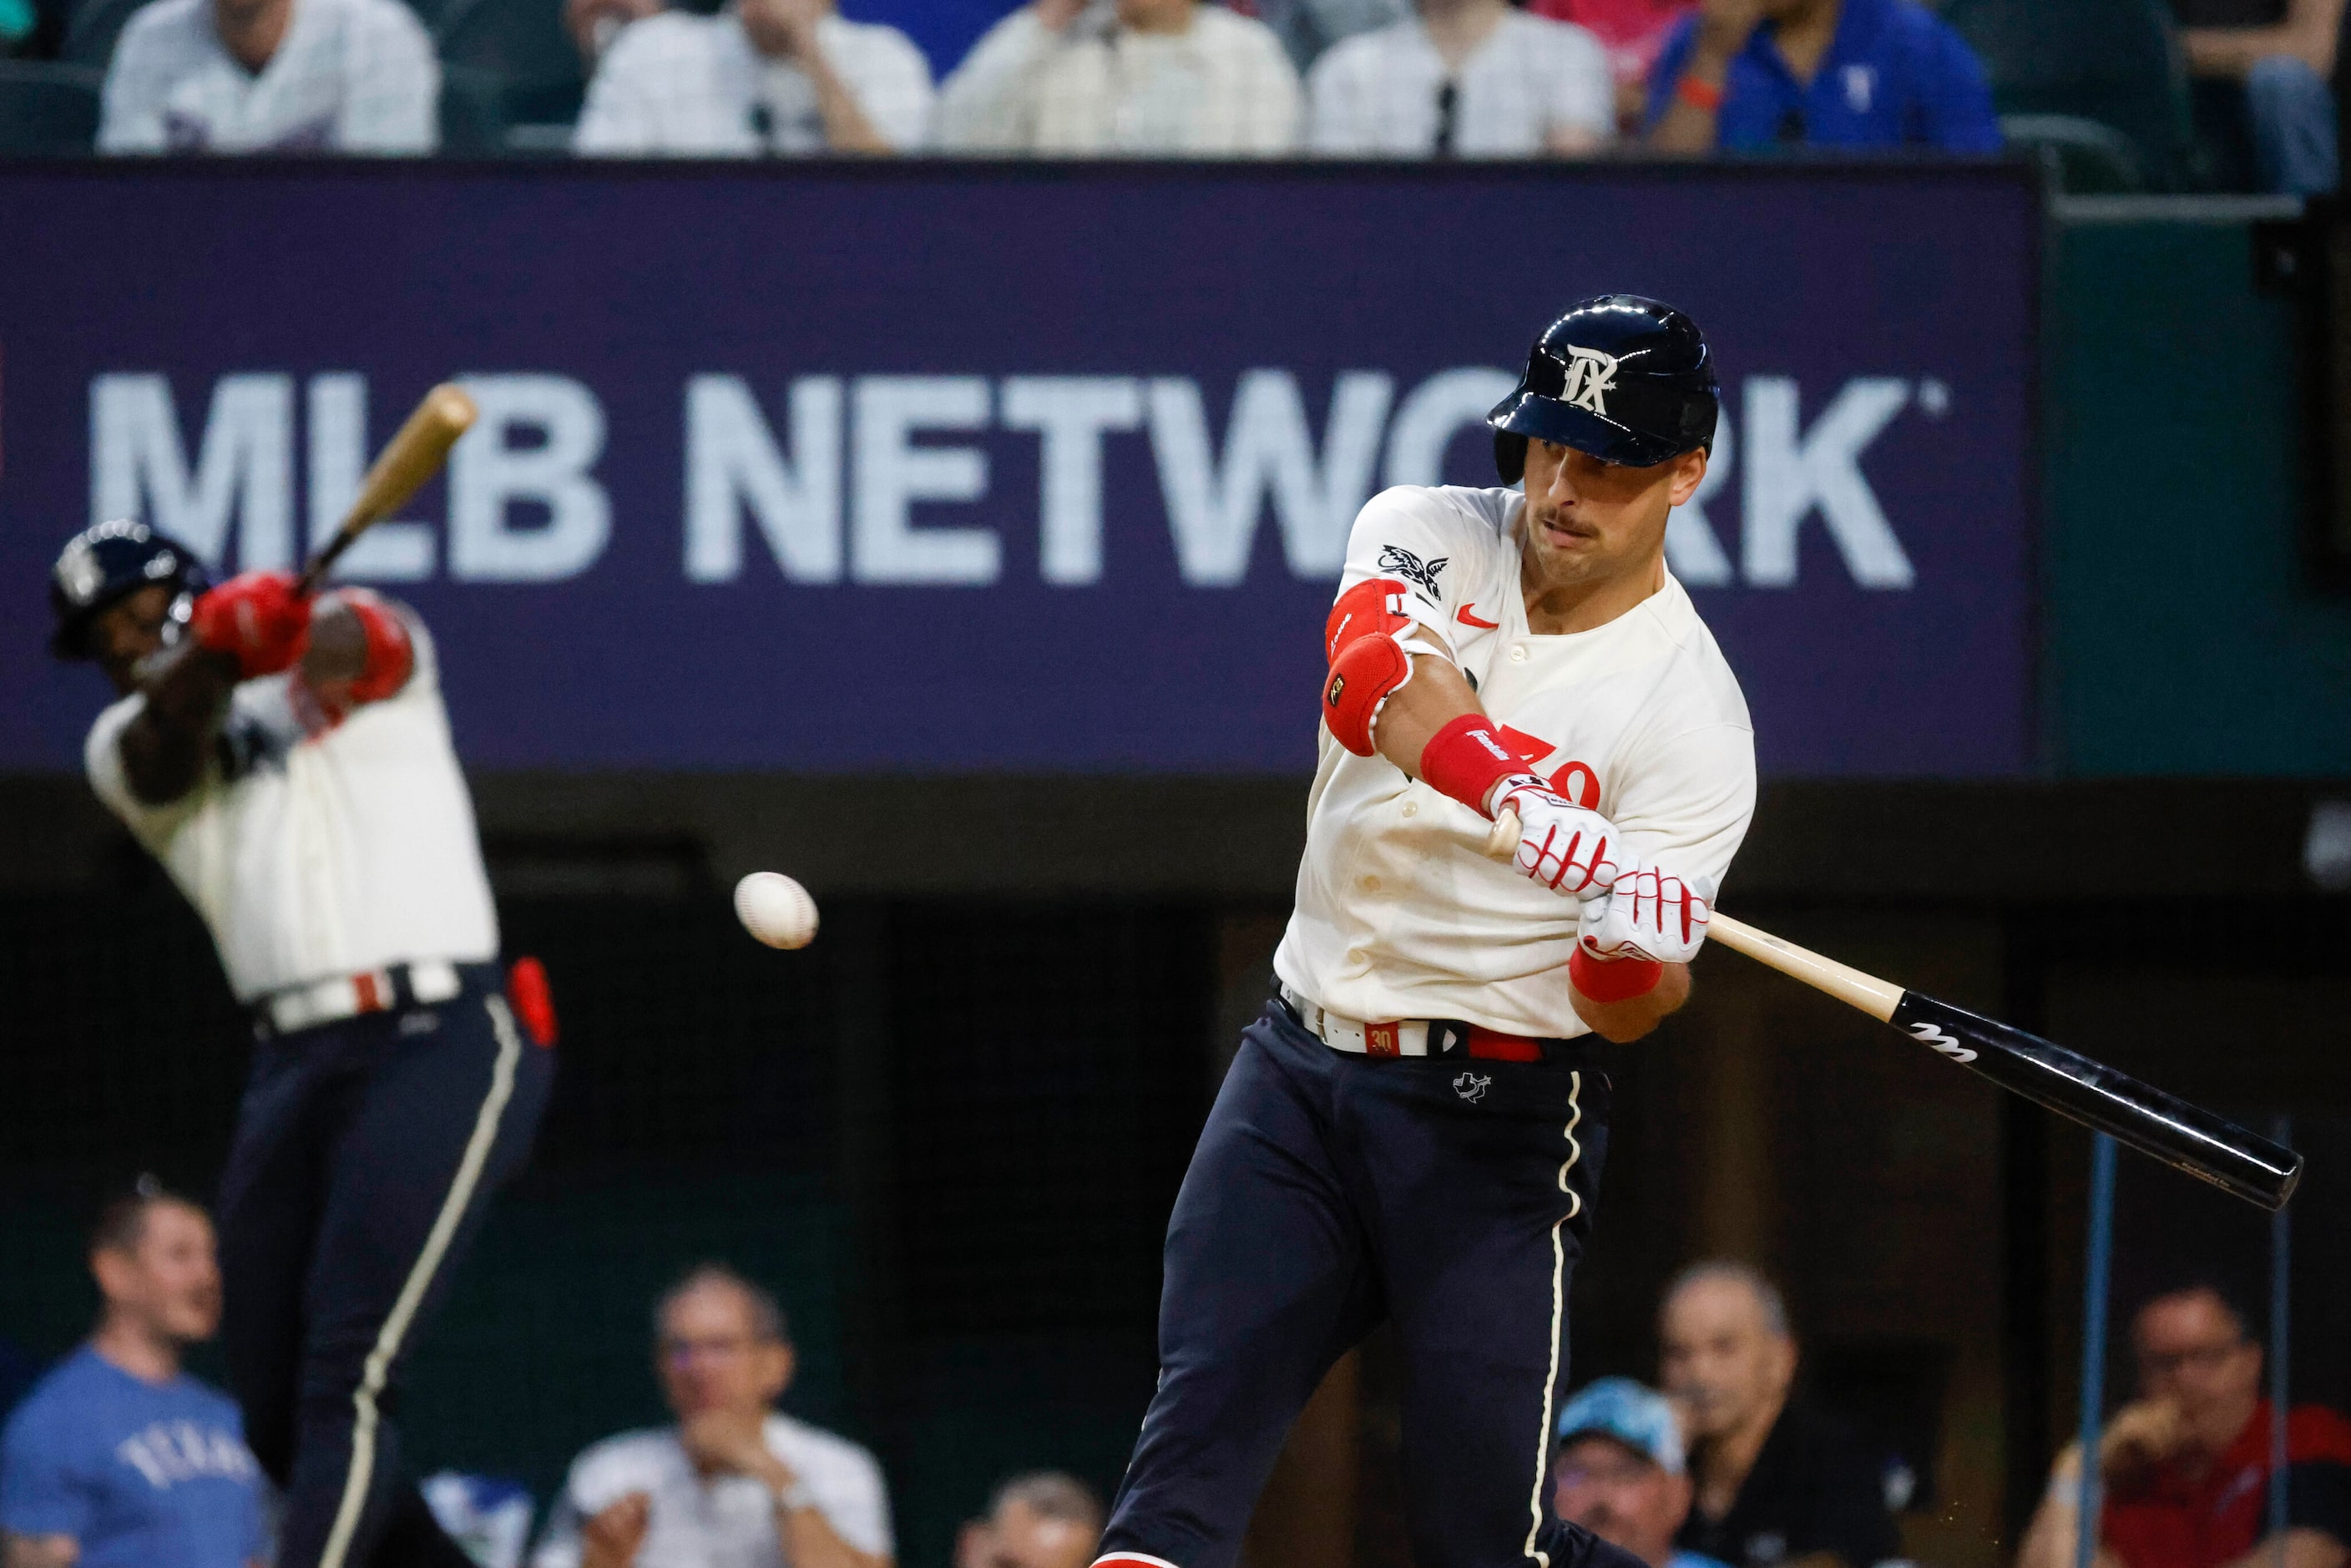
734;872;818;949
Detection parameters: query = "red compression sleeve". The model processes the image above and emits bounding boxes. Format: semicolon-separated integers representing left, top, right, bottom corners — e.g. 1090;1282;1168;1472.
1570;945;1664;1002
1418;715;1522;818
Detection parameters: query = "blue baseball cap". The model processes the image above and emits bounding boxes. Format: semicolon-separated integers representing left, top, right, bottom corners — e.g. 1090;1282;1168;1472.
1555;1378;1685;1475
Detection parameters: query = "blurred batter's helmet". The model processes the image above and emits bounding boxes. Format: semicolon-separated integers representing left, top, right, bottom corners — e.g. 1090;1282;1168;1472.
1488;295;1719;482
48;519;210;659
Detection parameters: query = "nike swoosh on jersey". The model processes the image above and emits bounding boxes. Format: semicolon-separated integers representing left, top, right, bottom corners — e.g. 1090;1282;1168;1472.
1454;604;1501;630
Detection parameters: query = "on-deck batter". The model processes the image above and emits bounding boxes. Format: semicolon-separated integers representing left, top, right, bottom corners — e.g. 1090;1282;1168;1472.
48;522;555;1568
1095;296;1757;1568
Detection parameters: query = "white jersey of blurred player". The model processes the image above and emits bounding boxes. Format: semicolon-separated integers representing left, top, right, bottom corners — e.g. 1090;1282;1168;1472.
1274;481;1756;1041
85;605;497;1002
99;0;438;154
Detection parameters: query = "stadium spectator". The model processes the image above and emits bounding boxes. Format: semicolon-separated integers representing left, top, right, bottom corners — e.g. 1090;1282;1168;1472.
1252;0;1405;72
96;0;437;153
2173;0;2343;193
1659;1262;1900;1568
1643;0;2000;154
0;1181;265;1568
531;1264;893;1568
935;0;1302;154
574;0;933;154
2015;1282;2351;1568
1554;1377;1733;1568
1529;0;1696;129
1306;0;1614;155
955;1472;1105;1568
563;0;662;68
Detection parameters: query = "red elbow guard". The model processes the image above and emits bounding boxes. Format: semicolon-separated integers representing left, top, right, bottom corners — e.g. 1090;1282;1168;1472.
1570;944;1664;1003
1324;630;1413;756
1326;576;1413;662
1418;714;1522;817
337;589;414;706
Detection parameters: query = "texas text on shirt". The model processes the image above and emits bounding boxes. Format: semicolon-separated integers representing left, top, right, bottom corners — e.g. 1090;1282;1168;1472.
83;596;497;1003
1307;9;1615;155
934;3;1302;154
529;1414;894;1568
1273;482;1756;1039
0;1345;266;1568
99;0;438;153
574;8;935;153
1644;0;2000;150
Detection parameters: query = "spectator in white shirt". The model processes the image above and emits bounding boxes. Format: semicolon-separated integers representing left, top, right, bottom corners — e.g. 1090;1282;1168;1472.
936;0;1302;154
574;0;932;154
99;0;437;153
530;1265;894;1568
1307;0;1613;154
563;0;660;69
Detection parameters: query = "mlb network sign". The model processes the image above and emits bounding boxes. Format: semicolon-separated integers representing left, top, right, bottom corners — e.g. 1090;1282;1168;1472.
87;367;1930;594
0;162;2035;775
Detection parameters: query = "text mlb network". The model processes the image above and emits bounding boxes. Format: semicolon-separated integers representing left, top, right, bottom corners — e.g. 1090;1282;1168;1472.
88;368;1949;592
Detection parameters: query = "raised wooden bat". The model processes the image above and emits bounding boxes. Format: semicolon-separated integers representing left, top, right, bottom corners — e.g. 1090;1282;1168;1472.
296;382;476;595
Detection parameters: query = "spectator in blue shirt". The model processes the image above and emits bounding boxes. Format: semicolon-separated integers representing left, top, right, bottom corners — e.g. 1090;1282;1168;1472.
1645;0;2000;153
0;1182;265;1568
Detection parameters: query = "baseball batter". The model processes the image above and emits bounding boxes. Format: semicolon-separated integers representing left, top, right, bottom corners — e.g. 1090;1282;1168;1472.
1093;296;1757;1568
48;523;554;1568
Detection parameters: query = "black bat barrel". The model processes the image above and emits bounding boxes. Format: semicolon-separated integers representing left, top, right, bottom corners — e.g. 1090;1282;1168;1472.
1888;992;2303;1211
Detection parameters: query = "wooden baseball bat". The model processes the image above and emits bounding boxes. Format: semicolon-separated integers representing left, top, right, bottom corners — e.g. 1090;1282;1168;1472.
296;382;477;595
1484;808;2303;1211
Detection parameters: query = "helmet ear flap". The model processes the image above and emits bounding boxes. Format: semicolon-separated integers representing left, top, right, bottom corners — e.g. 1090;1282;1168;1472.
1493;431;1528;485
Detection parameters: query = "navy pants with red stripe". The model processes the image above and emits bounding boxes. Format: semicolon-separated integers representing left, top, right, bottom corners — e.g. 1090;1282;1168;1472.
216;964;553;1568
1100;998;1640;1568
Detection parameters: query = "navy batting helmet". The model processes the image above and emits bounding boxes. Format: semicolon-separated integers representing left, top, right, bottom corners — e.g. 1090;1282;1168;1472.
48;519;210;660
1488;295;1719;482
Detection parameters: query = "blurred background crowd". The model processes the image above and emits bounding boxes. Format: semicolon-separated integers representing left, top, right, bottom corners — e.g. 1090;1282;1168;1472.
22;1178;2342;1568
0;0;2339;190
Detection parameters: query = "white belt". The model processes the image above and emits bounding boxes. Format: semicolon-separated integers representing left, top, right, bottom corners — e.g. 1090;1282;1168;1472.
261;959;463;1035
1280;983;1432;1058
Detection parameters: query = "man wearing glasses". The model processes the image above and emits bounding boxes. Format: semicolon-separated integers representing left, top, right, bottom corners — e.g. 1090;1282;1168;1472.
2018;1283;2351;1568
532;1266;894;1568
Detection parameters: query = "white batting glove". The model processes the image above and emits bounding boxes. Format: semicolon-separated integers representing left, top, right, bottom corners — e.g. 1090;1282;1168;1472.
1490;774;1627;900
1579;865;1716;965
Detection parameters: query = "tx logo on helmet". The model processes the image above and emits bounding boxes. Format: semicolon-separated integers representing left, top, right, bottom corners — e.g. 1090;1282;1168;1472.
1560;346;1620;415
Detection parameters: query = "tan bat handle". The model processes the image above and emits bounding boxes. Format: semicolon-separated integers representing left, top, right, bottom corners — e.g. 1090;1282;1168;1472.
297;382;477;594
1479;807;1902;1021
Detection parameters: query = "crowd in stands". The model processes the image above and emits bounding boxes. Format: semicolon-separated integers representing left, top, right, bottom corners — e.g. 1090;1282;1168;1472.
7;0;2336;186
5;1187;2348;1568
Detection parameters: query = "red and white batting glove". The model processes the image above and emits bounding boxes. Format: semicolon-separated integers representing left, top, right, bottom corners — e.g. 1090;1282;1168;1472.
1579;865;1714;966
1490;773;1626;900
190;571;311;679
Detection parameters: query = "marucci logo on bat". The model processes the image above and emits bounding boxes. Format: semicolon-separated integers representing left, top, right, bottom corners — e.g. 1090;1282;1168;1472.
1907;1020;1978;1064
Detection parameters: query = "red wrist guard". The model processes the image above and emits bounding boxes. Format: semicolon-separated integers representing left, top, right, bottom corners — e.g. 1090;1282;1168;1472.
1676;72;1725;112
1570;943;1664;1003
1418;715;1521;818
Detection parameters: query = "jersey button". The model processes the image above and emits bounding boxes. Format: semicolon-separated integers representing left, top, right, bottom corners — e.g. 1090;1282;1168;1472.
1509;644;1529;664
1359;875;1380;893
1401;801;1418;818
1346;947;1366;965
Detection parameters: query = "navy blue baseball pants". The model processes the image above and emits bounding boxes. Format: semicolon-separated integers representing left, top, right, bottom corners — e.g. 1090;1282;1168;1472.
1100;998;1637;1568
216;964;553;1568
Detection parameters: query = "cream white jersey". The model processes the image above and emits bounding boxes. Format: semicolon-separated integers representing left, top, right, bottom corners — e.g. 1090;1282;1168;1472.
83;612;498;1004
1272;484;1756;1039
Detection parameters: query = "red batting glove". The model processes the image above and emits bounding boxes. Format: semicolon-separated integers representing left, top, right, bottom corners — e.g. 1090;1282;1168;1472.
190;572;311;679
